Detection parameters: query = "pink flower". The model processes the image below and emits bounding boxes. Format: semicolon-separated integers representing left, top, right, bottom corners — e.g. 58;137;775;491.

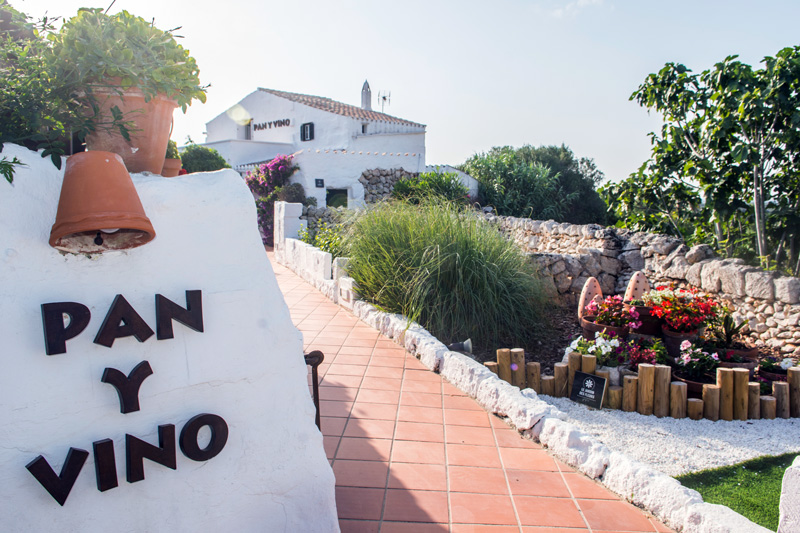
680;340;692;351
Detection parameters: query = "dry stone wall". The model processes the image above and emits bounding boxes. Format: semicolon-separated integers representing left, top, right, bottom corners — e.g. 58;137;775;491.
488;215;800;356
301;205;343;233
358;168;417;203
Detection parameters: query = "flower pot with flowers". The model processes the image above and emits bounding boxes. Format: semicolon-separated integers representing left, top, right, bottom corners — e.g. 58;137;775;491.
758;357;797;382
673;340;720;398
49;8;206;173
650;286;718;358
621;337;670;376
581;295;641;341
566;332;625;384
624;287;671;335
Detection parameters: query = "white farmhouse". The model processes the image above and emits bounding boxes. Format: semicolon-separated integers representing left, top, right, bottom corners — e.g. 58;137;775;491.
203;81;427;207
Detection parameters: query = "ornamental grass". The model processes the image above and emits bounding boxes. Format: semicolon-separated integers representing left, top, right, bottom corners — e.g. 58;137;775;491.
345;199;551;349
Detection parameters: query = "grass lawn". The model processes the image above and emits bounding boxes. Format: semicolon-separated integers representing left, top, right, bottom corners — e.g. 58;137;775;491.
675;452;798;531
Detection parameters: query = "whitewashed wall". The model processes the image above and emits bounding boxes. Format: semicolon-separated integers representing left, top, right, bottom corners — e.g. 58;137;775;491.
0;146;338;532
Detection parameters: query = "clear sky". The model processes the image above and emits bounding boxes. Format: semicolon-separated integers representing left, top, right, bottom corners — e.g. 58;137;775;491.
12;0;800;182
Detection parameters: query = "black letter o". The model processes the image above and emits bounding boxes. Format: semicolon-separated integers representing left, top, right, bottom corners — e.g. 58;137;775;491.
180;414;228;461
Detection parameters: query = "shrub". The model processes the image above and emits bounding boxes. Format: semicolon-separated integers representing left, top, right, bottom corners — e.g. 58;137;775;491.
276;182;306;203
0;4;120;175
299;222;346;259
462;145;608;223
180;144;230;173
346;199;551;348
244;154;298;245
391;170;469;203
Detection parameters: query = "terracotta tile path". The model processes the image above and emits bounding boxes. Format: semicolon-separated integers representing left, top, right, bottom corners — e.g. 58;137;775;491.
270;252;673;533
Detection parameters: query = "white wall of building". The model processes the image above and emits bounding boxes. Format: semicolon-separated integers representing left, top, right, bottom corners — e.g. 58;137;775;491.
205;88;427;207
200;140;294;170
0;144;337;532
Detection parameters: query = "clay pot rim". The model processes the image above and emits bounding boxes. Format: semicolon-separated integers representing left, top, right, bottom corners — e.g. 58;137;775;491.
661;325;699;336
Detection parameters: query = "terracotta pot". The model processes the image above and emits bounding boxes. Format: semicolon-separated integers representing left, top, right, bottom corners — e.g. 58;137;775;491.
673;372;715;399
49;151;156;254
624;304;663;336
759;369;787;382
161;158;182;177
85;85;178;173
661;326;699;359
580;316;629;341
717;347;759;379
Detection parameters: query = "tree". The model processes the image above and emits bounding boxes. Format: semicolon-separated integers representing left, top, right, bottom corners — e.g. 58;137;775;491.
461;144;608;224
180;144;230;173
605;47;800;272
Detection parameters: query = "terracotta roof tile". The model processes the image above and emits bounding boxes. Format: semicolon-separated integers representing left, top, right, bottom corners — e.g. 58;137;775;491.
258;88;425;128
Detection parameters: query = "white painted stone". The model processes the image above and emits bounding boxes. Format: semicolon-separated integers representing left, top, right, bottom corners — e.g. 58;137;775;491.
439;352;495;398
779;456;800;532
338;276;355;310
0;145;337;532
310;248;332;281
535;418;611;478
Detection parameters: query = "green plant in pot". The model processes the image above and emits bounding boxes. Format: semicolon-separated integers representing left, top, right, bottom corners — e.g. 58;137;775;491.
0;3;132;179
703;307;759;377
49;8;206;173
161;139;182;177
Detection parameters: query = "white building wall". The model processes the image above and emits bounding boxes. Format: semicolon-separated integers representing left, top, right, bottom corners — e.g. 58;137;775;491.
199;140;294;169
204;89;427;207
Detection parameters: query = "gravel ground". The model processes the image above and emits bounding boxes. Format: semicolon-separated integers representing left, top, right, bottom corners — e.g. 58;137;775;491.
541;396;800;476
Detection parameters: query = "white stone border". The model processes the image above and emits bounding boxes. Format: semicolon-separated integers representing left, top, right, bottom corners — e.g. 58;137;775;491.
274;240;772;533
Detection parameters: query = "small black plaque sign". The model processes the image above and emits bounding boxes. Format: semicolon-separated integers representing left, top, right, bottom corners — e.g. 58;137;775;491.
315;179;324;188
569;371;607;409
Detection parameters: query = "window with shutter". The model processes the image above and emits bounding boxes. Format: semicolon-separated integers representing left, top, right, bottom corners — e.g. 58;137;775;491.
300;122;315;141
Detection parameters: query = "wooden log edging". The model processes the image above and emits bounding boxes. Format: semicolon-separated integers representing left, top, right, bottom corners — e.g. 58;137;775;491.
491;346;800;424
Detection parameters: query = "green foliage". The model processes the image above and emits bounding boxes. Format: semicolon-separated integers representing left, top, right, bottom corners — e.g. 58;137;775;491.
0;2;206;182
276;182;306;203
462;145;608;224
345;199;551;348
165;139;180;159
49;8;206;112
299;222;346;259
0;156;22;183
0;4;96;174
180;144;230;173
676;453;799;531
391;170;469;203
606;47;800;273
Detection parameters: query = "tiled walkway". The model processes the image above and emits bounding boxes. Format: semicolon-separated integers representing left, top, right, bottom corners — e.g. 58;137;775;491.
270;252;672;533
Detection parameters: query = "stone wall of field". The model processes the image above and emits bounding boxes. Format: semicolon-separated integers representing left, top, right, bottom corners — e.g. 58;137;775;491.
487;215;800;355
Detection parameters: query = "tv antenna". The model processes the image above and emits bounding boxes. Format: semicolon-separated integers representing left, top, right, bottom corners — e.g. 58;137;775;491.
377;90;391;113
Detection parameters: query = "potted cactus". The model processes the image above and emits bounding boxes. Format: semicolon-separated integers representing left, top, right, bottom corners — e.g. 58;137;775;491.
49;8;206;173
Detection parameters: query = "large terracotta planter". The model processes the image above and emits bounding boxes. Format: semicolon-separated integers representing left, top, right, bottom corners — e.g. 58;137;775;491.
624;304;663;336
85;85;178;173
673;372;715;399
717;347;759;379
759;369;787;382
49;151;156;253
161;158;182;177
580;316;629;341
661;326;699;359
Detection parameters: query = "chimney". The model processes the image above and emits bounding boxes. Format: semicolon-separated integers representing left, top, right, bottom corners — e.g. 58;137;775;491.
361;80;372;111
